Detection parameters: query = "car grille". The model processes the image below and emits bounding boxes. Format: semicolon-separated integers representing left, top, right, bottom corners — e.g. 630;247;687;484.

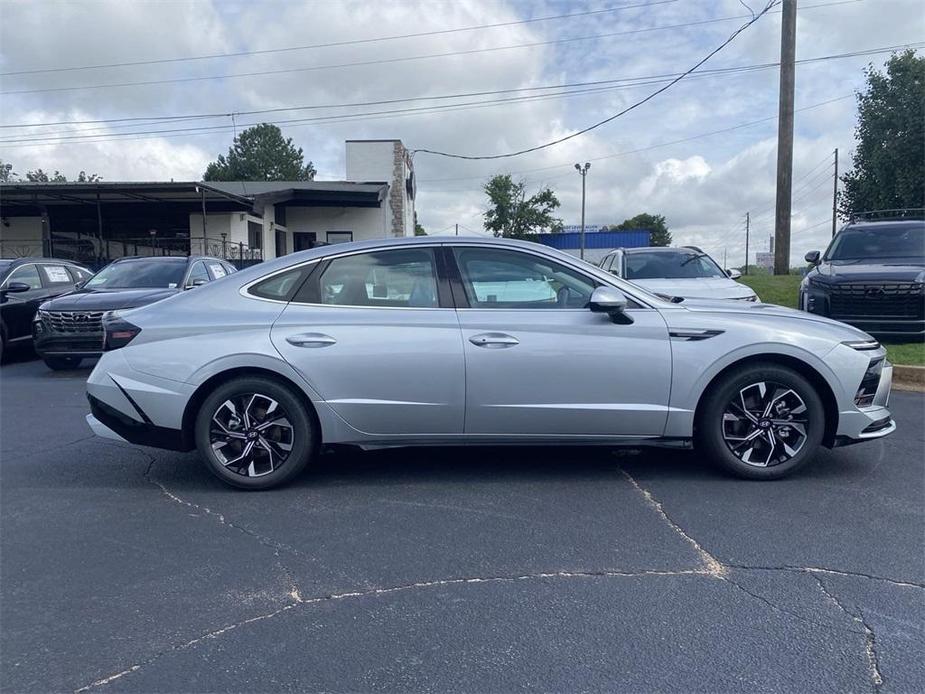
41;310;105;335
828;282;925;319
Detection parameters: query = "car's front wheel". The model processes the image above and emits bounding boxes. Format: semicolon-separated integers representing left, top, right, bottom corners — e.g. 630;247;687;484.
195;376;316;490
696;363;825;480
43;356;83;370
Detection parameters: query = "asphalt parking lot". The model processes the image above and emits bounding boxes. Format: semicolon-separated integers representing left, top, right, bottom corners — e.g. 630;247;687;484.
1;351;923;693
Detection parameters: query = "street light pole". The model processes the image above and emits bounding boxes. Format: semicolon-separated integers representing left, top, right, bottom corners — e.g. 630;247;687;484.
574;162;591;260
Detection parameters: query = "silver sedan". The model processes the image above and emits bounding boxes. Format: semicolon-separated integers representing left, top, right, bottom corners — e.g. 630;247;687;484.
85;237;895;489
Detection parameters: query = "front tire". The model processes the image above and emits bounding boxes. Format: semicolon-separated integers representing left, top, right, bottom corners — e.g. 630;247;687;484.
43;356;83;370
195;376;316;490
696;363;825;480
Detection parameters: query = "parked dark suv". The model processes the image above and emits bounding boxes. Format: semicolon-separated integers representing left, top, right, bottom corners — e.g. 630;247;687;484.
33;255;236;370
800;219;925;338
0;258;93;362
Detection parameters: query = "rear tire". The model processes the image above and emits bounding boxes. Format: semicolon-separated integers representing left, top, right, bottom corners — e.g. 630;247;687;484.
43;356;82;370
195;376;316;490
695;363;825;480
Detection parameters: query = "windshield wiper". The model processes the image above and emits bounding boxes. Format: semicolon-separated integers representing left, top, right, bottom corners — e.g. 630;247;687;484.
680;253;708;266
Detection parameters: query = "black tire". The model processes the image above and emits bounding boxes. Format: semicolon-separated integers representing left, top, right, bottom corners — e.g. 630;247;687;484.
195;376;316;490
43;356;83;370
695;363;825;480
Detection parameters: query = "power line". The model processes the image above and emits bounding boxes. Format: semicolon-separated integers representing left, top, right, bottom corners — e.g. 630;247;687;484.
420;94;853;186
0;1;678;77
411;2;779;161
0;0;879;97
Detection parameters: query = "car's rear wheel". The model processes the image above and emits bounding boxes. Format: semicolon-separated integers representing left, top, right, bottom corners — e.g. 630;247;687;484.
43;356;82;370
195;376;316;490
696;363;825;480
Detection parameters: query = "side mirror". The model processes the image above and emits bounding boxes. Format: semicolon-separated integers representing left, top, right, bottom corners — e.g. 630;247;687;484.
186;278;208;289
2;281;31;294
0;281;30;304
805;250;821;265
590;286;632;323
726;269;742;280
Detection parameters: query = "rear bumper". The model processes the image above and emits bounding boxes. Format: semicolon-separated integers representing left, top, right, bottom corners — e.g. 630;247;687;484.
87;394;191;451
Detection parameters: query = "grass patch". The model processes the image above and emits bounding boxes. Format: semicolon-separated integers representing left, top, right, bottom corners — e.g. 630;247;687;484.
884;342;925;366
737;274;924;365
738;273;801;307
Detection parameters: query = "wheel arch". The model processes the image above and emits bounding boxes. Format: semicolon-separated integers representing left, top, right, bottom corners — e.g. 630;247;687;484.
181;366;323;448
693;353;839;448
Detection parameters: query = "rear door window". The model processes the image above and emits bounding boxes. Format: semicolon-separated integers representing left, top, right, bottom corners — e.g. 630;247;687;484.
39;264;75;287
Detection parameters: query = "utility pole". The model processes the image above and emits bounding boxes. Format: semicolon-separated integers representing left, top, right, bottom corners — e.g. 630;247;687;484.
773;0;797;275
455;223;458;236
745;211;750;275
574;162;591;260
723;247;727;270
831;148;839;237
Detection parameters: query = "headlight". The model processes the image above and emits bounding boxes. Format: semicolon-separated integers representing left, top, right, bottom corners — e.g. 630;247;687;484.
855;357;885;408
843;339;881;351
734;295;759;301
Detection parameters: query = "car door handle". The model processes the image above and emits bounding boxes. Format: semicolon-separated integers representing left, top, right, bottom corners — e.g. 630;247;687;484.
469;332;519;348
286;333;337;348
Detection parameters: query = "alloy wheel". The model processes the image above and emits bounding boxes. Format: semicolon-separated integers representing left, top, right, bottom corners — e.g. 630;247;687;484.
722;381;809;467
209;393;294;477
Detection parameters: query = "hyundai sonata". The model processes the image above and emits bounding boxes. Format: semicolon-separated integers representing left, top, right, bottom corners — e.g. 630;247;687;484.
85;237;894;489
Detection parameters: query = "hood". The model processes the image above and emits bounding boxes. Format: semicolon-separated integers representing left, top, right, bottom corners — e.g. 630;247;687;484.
811;259;925;283
631;277;757;300
678;298;872;336
39;287;179;311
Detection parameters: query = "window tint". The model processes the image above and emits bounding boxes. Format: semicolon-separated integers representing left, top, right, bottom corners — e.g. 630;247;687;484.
248;266;308;301
453;248;595;309
186;262;210;286
85;260;186;288
4;264;42;290
205;262;228;280
39;264;75;286
319;249;438;308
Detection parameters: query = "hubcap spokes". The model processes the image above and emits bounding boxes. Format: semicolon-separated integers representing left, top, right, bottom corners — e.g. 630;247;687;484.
210;393;293;477
722;381;808;467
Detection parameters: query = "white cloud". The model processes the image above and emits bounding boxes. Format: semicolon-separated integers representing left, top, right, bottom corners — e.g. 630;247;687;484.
1;0;922;263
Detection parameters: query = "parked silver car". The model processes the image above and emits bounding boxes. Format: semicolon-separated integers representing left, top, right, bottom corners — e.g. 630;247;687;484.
86;237;894;489
600;246;759;302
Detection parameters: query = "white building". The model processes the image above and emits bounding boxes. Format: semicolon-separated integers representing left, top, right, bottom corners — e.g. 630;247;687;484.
0;140;416;265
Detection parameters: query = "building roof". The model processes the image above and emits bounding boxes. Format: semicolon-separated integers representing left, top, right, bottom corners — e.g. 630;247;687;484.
0;180;389;213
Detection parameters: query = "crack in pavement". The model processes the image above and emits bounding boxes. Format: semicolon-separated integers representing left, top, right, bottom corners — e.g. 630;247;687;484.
74;461;917;692
811;574;884;692
73;567;714;692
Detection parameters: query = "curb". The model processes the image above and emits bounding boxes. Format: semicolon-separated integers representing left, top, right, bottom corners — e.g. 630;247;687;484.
892;364;925;393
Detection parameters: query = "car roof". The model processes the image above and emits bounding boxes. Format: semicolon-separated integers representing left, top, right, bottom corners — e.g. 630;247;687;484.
109;255;225;264
622;246;700;254
843;219;925;230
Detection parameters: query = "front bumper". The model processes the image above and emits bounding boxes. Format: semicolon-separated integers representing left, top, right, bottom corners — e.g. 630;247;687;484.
833;362;896;446
33;318;104;358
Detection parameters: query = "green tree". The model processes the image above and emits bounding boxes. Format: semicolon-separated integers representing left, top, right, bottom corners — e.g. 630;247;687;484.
204;124;316;181
21;168;100;183
607;213;672;246
0;160;15;182
839;50;925;218
483;174;562;239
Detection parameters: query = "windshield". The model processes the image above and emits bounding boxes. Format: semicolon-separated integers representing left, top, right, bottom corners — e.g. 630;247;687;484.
84;259;186;289
625;250;726;280
825;223;925;261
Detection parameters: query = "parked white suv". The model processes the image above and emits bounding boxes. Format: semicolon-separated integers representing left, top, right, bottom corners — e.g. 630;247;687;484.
600;247;759;302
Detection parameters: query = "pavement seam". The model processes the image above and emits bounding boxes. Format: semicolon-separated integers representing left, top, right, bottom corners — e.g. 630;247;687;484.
73;568;713;692
811;574;884;693
619;469;726;576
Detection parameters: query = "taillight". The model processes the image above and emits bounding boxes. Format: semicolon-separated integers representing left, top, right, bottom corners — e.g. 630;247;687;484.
102;311;142;350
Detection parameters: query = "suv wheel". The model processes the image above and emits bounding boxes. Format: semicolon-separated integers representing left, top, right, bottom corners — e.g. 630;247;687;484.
696;363;825;480
43;356;83;370
195;376;316;490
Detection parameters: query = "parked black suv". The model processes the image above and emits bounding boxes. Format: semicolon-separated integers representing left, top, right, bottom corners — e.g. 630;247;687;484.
33;255;236;370
0;258;93;362
800;219;925;338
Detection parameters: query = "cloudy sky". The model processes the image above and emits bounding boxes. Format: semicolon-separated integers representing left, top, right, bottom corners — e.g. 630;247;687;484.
1;0;922;264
